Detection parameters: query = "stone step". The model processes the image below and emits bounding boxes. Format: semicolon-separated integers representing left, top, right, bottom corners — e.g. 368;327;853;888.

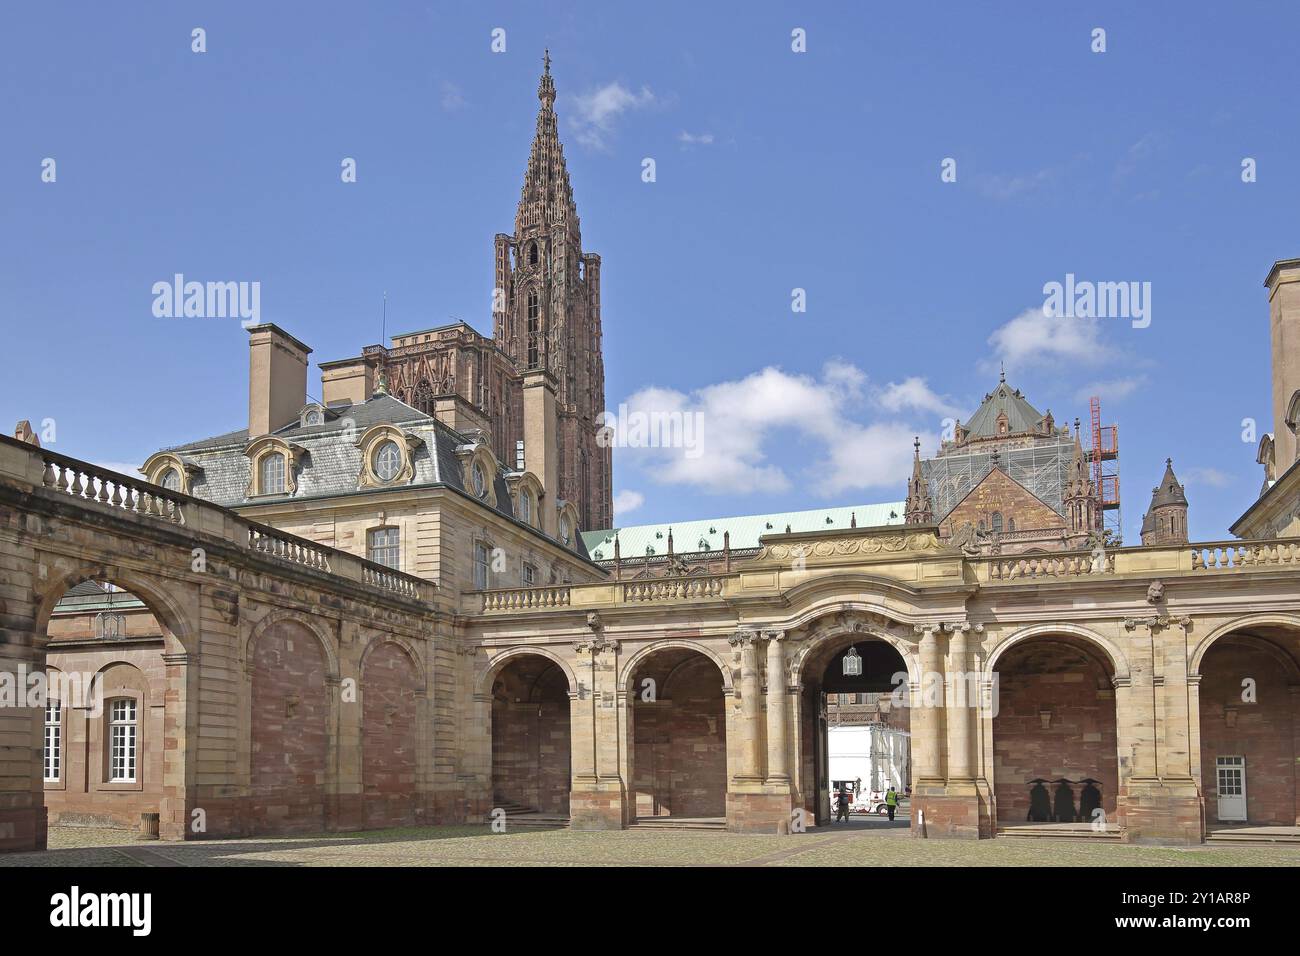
629;817;727;831
997;824;1121;842
1206;829;1300;845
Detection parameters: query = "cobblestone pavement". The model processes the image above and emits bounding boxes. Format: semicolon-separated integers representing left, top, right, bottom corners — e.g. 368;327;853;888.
0;825;1295;867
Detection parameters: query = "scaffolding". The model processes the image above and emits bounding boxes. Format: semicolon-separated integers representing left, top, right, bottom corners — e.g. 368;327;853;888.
922;438;1076;523
1089;396;1122;543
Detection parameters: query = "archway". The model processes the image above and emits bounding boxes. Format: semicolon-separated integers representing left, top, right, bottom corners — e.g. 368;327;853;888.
797;635;911;826
991;635;1118;830
39;578;182;840
626;646;728;821
1196;624;1300;828
490;653;572;816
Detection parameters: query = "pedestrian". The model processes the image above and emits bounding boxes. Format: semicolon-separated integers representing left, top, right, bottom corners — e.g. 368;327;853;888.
885;785;899;821
835;788;850;823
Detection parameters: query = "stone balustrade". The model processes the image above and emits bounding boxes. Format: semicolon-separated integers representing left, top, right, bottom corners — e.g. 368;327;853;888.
37;445;188;525
481;585;572;612
622;575;727;602
1191;540;1300;570
0;433;435;605
981;551;1116;581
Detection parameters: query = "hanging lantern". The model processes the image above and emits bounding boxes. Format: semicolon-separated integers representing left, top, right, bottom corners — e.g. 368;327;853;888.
842;646;862;677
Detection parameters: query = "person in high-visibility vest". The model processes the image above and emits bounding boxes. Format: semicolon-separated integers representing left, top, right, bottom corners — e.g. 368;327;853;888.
884;786;899;821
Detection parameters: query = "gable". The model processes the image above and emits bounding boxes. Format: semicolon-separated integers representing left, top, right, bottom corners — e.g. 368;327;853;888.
943;468;1065;533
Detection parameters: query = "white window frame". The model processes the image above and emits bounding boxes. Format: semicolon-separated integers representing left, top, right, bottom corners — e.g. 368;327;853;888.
260;452;286;495
374;440;402;482
367;526;401;570
44;699;62;782
109;698;138;783
474;542;491;590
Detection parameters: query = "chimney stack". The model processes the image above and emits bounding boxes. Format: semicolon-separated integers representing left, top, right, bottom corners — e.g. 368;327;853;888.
521;368;559;535
1267;259;1300;469
247;324;311;438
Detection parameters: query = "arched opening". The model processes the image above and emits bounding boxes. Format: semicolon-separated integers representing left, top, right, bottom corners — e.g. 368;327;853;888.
40;579;177;837
992;635;1118;832
249;618;330;834
627;647;728;822
798;635;911;827
1197;626;1300;830
361;641;422;829
490;654;571;819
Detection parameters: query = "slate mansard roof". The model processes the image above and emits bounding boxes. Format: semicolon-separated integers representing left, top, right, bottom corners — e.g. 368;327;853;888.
154;394;591;560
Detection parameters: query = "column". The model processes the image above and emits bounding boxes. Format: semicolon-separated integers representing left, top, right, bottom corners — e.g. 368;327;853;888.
911;624;945;786
944;623;974;782
736;631;762;779
765;631;788;783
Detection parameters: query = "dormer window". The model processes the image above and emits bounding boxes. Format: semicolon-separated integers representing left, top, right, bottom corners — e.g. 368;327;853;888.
374;440;402;482
260;453;286;494
559;514;572;547
304;410;322;426
158;467;180;491
472;462;488;498
519;488;533;524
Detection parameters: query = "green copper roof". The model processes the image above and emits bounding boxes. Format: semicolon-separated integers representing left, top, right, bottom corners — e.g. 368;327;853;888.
581;501;907;561
964;377;1047;438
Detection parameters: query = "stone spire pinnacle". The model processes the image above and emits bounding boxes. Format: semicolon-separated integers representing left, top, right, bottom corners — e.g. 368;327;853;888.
516;51;578;240
904;437;934;525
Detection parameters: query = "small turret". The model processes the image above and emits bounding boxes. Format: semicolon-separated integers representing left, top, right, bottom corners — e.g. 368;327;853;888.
1140;458;1189;545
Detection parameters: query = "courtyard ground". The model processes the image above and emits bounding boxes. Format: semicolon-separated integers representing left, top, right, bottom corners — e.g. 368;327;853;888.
1;820;1298;867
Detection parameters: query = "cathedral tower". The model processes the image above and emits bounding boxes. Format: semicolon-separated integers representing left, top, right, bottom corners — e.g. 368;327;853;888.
493;53;612;532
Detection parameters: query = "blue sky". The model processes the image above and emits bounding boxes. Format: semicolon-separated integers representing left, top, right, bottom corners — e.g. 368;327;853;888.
2;1;1297;542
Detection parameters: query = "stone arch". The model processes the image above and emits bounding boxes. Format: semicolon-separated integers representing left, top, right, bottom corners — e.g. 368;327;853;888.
243;608;340;678
487;649;572;816
1190;613;1300;679
619;639;734;694
34;560;194;659
987;622;1130;681
989;625;1121;830
624;640;730;820
789;609;921;688
359;633;426;687
1192;614;1300;827
478;645;578;699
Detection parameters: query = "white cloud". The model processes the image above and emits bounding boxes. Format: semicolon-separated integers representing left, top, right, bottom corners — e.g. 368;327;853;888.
874;376;961;419
678;130;714;146
567;82;654;149
1183;467;1232;488
986;306;1111;373
439;81;466;112
1073;376;1146;403
612;362;933;497
974;167;1057;200
613;489;645;519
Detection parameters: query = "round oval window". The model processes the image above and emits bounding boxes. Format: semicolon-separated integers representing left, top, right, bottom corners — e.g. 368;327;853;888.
375;441;402;481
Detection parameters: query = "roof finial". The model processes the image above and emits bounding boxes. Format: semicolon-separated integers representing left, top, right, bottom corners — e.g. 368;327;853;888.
999;361;1006;383
544;48;551;75
913;435;921;456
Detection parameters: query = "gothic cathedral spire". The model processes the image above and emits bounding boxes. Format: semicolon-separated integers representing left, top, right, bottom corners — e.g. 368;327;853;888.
493;54;612;532
904;437;934;525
